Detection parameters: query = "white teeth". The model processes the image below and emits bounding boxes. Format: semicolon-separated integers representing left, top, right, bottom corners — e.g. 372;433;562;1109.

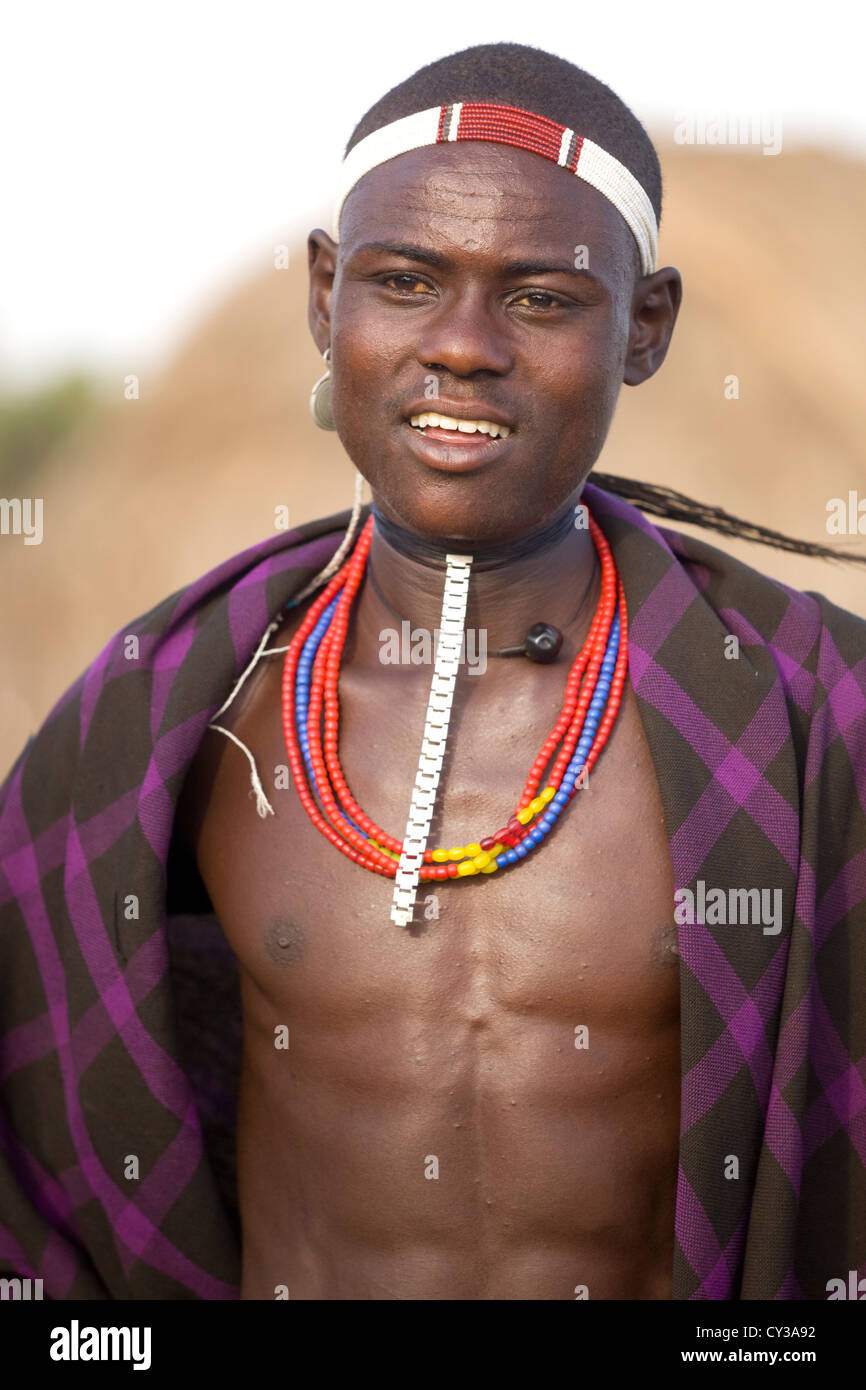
409;412;512;439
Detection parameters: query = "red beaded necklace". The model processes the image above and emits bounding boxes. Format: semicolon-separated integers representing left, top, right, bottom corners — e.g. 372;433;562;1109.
281;507;628;894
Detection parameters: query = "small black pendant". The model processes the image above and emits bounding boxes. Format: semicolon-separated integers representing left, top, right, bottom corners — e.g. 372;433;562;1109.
523;623;563;663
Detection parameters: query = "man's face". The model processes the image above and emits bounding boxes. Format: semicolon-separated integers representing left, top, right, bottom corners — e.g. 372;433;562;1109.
310;141;675;543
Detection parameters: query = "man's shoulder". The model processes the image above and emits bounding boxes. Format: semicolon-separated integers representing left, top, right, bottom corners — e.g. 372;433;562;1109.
665;521;865;643
654;522;866;729
586;479;866;651
588;481;865;739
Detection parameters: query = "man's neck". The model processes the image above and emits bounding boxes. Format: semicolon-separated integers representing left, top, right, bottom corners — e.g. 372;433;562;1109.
351;493;601;664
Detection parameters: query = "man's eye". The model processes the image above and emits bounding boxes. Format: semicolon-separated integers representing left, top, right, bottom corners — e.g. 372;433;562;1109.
381;274;431;294
512;290;561;308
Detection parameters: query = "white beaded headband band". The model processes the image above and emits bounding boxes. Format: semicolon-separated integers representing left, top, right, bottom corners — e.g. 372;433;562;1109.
332;101;659;276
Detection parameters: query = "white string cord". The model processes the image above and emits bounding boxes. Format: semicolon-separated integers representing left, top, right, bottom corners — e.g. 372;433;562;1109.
210;615;284;724
206;723;276;818
290;468;366;607
208;614;283;817
206;469;366;819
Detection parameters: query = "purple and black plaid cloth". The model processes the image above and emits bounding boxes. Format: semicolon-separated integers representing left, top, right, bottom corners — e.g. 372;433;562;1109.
1;480;865;1299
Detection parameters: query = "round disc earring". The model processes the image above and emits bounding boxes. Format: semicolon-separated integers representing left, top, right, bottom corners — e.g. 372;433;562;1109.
310;347;336;431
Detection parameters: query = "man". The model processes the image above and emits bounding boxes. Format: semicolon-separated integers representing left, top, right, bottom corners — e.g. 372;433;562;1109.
1;44;865;1301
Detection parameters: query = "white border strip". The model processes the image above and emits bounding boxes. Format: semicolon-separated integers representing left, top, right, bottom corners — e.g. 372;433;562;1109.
332;107;441;240
574;138;657;276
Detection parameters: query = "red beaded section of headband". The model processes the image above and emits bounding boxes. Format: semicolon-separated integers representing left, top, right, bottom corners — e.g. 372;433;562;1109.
436;100;582;170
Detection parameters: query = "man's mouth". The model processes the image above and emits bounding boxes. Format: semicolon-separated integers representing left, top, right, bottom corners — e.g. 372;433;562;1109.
409;411;513;440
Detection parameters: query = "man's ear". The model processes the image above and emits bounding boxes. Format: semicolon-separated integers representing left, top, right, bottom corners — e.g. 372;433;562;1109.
308;228;339;351
624;266;682;386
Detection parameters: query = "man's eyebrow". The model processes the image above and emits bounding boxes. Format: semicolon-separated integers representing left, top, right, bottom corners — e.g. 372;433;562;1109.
348;241;602;282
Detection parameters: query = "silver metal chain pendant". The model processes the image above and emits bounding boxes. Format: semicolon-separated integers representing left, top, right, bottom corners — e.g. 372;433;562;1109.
390;552;473;927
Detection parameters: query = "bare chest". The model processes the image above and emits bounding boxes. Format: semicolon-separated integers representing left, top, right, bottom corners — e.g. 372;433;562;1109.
182;643;679;1037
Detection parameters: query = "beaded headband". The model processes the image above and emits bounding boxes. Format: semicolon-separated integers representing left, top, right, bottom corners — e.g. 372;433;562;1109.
332;101;659;276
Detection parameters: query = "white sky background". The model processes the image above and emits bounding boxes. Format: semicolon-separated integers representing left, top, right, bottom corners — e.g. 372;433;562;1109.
0;0;862;390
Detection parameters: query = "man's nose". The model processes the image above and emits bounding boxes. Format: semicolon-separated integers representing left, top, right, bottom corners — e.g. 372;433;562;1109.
415;290;513;377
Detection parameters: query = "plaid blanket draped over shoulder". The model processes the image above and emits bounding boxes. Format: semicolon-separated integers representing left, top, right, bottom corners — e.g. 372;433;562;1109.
1;481;865;1300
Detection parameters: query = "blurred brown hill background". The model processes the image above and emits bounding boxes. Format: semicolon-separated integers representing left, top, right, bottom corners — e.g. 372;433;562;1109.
1;144;865;779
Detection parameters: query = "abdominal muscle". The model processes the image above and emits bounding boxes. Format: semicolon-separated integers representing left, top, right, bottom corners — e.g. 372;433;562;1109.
235;938;680;1302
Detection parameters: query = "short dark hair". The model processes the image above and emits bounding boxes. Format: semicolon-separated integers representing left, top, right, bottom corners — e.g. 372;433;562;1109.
346;42;663;227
